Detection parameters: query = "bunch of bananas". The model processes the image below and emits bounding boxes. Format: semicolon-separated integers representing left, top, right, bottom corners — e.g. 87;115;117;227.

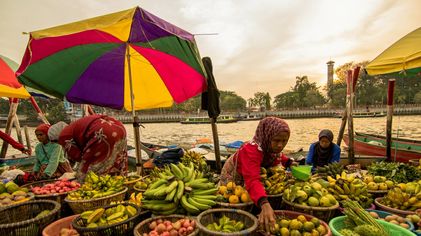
315;162;345;178
381;181;421;211
261;166;291;195
67;171;125;200
327;171;372;208
141;162;217;215
181;151;208;171
128;192;142;206
80;204;137;228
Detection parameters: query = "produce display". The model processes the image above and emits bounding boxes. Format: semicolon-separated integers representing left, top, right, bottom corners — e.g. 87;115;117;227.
283;180;338;207
340;200;389;236
261;166;291;195
134;178;150;191
181;151;219;183
0;182;32;207
367;161;421;183
315;162;345;178
327;172;373;208
66;171;125;200
31;179;80;195
141;162;217;215
380;181;421;211
269;214;328;235
368;211;410;229
205;215;244;233
363;175;394;191
217;182;252;204
142;218;196;236
80;204;137;227
129;192;143;206
407;212;421;234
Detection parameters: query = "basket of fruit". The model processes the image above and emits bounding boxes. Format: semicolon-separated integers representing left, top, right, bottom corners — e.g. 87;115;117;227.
65;187;127;214
216;182;254;211
282;198;339;222
260;166;291;210
133;214;198;236
72;202;146;236
0;200;61;236
42;214;79;236
366;209;414;231
124;175;142;195
22;179;80;203
329;215;416;236
258;210;331;236
196;208;258;236
374;197;416;217
133;176;151;193
0;181;34;208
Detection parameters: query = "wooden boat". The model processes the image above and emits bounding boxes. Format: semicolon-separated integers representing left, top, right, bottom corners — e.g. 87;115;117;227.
180;115;238;124
334;111;386;118
343;132;421;162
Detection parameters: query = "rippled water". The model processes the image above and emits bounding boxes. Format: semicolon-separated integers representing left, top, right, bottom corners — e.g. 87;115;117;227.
4;115;421;156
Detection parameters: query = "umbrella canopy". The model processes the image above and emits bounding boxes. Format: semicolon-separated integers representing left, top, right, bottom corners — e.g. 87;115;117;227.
17;6;207;111
0;55;30;98
366;27;421;78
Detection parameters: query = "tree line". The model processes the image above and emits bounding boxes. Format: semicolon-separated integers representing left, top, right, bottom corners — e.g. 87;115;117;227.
1;61;420;123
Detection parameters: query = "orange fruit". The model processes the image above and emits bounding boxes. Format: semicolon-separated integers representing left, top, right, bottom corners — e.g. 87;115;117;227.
219;186;228;195
240;192;251;203
226;182;236;191
234;186;244;197
229;195;240;204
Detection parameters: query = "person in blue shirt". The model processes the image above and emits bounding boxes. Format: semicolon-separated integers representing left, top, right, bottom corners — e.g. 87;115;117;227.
306;129;341;171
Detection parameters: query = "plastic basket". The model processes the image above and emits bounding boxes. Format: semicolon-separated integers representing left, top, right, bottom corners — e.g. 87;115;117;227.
291;165;312;181
367;209;414;231
282;198;339;222
42;214;79;236
0;200;61;236
64;187;127;214
215;200;254;212
267;193;283;210
374;197;416;217
256;210;332;236
196;208;258;236
133;214;198;236
72;202;149;236
329;215;416;236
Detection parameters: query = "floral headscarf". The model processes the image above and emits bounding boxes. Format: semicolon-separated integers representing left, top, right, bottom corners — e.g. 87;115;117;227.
35;124;51;135
252;117;290;159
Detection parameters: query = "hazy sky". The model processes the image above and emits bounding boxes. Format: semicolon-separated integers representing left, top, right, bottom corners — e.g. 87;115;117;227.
1;0;420;99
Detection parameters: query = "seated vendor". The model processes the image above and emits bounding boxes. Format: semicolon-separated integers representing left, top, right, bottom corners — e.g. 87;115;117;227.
306;129;340;171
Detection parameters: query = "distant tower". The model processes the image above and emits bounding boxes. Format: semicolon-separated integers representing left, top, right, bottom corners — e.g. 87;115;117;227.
327;60;335;89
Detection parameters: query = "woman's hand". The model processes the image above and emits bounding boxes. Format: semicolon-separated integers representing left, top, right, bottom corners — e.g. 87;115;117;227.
259;202;275;234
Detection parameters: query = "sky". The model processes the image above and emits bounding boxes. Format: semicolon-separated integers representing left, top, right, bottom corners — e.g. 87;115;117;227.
1;0;421;100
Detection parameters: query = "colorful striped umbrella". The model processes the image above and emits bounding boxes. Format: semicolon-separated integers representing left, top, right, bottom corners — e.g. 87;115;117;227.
16;6;207;111
0;55;30;98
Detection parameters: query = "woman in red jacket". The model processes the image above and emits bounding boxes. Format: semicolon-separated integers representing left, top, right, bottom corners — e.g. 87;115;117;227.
220;117;292;233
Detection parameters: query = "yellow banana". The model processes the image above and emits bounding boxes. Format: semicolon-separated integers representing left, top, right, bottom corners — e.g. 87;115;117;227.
343;183;350;195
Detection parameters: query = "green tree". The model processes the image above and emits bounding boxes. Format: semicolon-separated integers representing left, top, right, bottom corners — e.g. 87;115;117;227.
251;92;271;111
274;91;299;109
220;91;246;111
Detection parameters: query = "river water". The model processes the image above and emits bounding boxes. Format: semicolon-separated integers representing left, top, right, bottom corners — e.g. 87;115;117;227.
4;115;421;156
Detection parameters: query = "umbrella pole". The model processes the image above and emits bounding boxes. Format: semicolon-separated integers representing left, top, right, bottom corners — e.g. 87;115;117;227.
126;43;143;176
210;118;222;171
346;70;355;164
0;98;19;158
386;79;395;161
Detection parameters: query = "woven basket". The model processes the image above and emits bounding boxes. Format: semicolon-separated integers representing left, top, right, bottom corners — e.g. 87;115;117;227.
133;214;199;236
282;198;339;222
267;193;283;210
196;208;258;236
367;189;388;199
65;187;128;214
125;175;142;197
0;192;35;210
256;210;332;236
215;201;254;212
42;214;79;236
374;197;415;217
72;202;148;236
0;200;60;236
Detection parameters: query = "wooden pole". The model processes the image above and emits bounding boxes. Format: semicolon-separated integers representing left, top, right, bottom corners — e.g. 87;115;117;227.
210;118;222;171
386;79;395;161
24;125;32;155
346;70;355;164
0;98;19;158
12;113;24;145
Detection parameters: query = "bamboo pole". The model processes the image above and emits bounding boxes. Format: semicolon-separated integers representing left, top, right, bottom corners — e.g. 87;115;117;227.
210;118;221;171
24;125;32;155
346;70;355;164
0;98;19;158
12;113;23;145
386;79;395;161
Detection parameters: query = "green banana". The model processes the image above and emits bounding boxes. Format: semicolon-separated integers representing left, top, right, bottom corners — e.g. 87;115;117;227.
180;195;200;214
165;180;179;194
187;196;211;210
178;163;188;178
149;179;168;190
165;188;177;201
156;207;177;215
183;166;194;182
153;185;169;198
170;163;184;179
192;196;216;206
193;195;218;200
174;180;184;202
189;182;215;190
186;178;209;186
192;188;218;196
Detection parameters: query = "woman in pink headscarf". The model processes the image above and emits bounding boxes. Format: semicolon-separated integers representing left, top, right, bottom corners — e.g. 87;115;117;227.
220;117;293;233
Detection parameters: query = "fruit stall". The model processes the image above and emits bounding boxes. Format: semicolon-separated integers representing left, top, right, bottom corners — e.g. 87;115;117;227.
0;151;421;236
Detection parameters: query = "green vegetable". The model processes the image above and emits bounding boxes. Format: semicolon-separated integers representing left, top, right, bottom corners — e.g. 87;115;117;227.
367;161;421;183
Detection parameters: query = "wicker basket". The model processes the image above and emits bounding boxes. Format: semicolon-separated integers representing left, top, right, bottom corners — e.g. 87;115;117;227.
72;202;148;236
282;198;339;222
125;175;142;196
42;214;79;236
0;192;35;210
196;208;258;236
64;187;128;214
374;197;415;217
367;189;388;199
215;201;254;212
0;200;60;236
267;193;283;210
133;214;199;236
256;210;332;236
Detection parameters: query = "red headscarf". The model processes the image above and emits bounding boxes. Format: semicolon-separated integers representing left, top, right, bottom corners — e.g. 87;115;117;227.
35;124;51;135
252;116;290;157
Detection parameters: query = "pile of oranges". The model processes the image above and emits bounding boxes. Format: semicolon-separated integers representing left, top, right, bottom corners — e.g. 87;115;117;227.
217;182;252;204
